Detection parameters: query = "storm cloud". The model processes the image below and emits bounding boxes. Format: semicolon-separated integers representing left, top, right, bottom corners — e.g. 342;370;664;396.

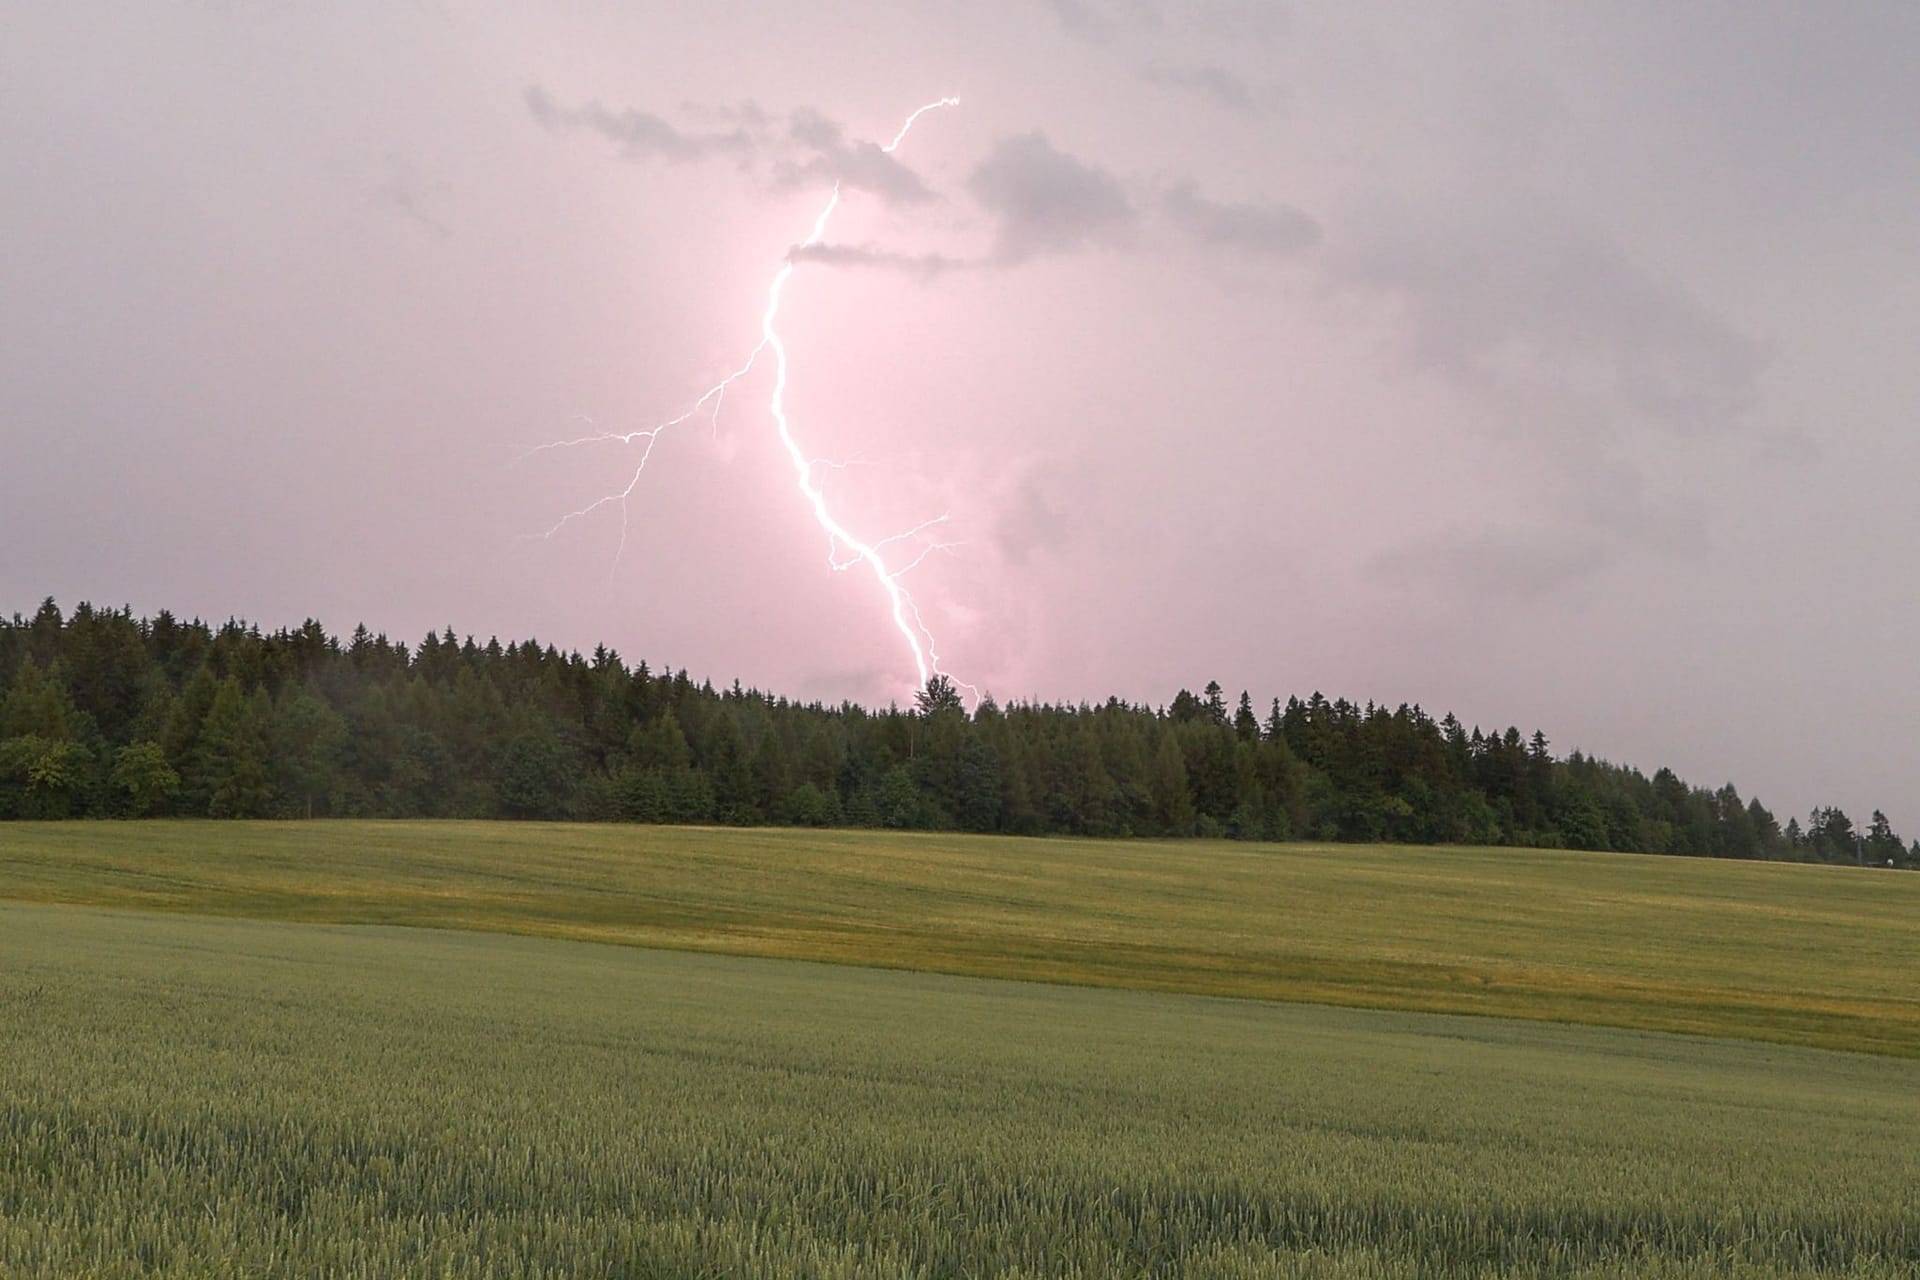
525;89;935;208
1338;214;1768;439
774;109;938;205
967;132;1135;263
1161;181;1319;255
524;85;754;164
786;241;966;279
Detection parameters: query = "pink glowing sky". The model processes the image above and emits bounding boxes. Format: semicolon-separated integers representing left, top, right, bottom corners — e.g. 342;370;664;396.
4;2;1919;831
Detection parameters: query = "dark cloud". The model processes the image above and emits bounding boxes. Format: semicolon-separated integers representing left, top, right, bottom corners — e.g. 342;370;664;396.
775;109;936;205
967;132;1135;264
1339;217;1751;600
1139;62;1259;115
676;99;771;131
1161;181;1319;255
795;149;1320;277
787;109;842;153
526;90;936;206
787;242;967;280
1340;214;1767;439
1366;526;1610;602
523;85;752;164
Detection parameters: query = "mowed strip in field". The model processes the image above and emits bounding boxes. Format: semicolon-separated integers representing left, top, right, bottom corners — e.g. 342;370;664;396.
1;821;1915;1055
3;905;1916;1279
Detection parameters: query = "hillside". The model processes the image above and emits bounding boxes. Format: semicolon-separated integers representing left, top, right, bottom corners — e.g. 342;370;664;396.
4;821;1915;1055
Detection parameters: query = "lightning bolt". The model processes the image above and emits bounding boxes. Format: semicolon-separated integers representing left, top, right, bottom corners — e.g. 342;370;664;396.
532;97;969;698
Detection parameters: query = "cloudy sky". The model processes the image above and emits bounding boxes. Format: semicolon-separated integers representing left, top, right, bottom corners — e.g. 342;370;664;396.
4;2;1917;830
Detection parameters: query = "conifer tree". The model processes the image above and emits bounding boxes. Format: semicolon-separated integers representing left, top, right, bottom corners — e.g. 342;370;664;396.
196;678;273;818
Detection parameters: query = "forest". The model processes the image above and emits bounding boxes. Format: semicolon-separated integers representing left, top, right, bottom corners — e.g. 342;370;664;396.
0;599;1912;868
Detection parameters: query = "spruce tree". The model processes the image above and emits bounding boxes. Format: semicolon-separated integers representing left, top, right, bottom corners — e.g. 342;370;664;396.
195;678;273;818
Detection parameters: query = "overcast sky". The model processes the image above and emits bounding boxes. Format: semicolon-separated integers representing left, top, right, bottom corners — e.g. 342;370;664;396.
4;2;1917;832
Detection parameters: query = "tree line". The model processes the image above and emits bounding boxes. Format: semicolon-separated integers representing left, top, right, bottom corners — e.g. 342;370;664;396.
1;599;1913;869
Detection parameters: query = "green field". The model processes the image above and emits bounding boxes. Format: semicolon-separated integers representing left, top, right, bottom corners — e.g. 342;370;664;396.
4;823;1918;1276
4;903;1916;1278
1;821;1915;1055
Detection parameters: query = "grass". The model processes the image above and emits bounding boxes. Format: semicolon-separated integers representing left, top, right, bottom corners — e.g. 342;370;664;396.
1;821;1916;1055
3;903;1916;1279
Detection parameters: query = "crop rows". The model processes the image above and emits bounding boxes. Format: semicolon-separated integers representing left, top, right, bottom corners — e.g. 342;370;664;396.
3;905;1914;1277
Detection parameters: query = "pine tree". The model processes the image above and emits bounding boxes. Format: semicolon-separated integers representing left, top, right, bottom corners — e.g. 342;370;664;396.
0;659;80;741
914;674;965;718
1202;681;1228;726
1865;810;1903;866
270;688;347;818
629;710;692;772
1233;692;1260;743
195;678;273;818
161;666;220;803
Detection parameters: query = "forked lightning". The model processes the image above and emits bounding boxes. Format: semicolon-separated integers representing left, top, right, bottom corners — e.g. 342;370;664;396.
535;98;966;695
